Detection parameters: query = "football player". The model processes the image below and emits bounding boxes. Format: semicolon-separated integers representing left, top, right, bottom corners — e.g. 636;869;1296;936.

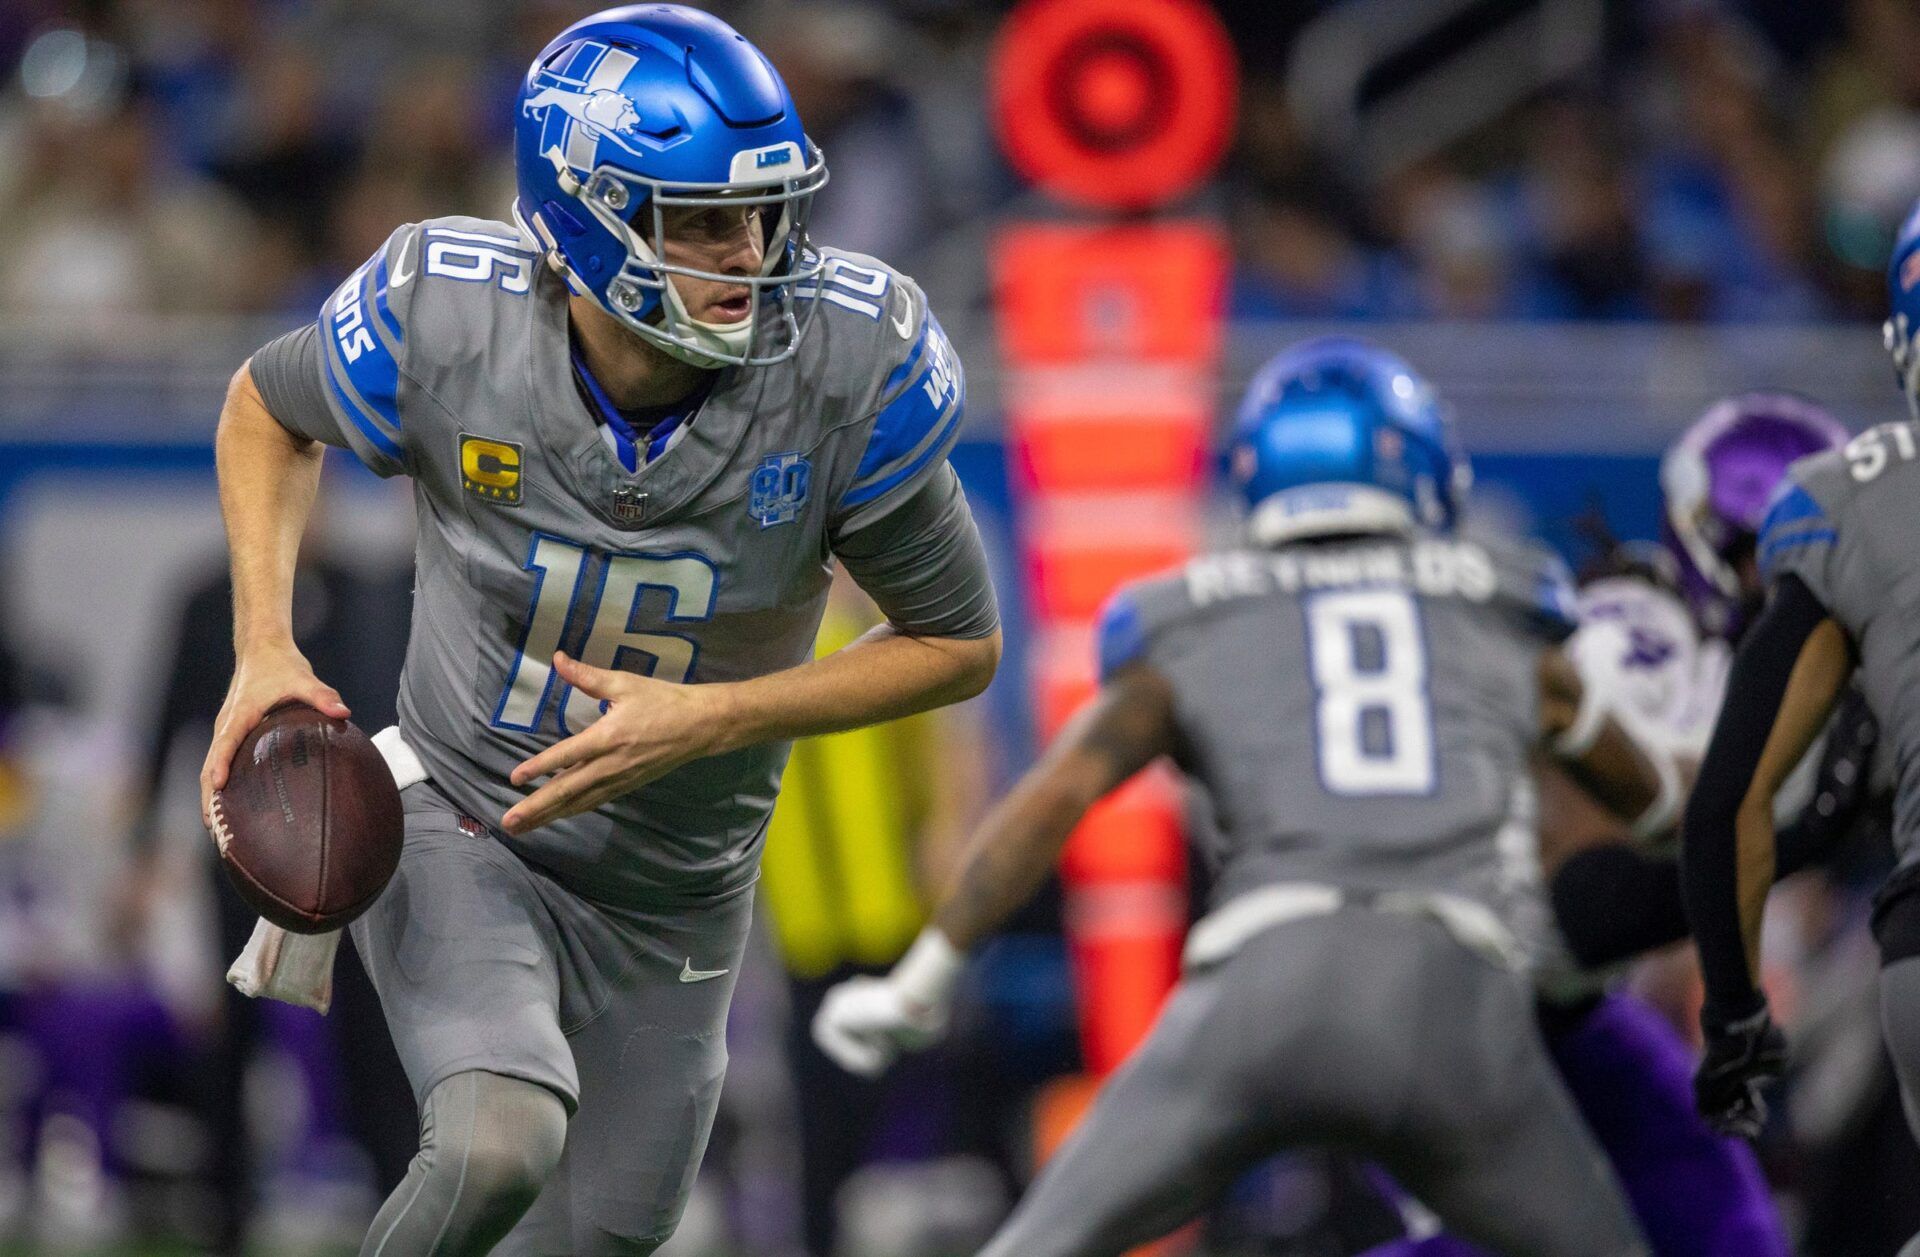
196;8;1000;1254
814;337;1663;1257
1683;196;1920;1257
1387;396;1848;1257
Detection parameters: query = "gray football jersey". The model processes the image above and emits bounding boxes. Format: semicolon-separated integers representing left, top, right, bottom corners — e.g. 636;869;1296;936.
256;216;971;906
1098;532;1578;933
1759;423;1920;868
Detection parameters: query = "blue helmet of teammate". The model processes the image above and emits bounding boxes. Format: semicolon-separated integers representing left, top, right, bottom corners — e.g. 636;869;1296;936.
513;5;829;368
1885;197;1920;418
1228;337;1469;545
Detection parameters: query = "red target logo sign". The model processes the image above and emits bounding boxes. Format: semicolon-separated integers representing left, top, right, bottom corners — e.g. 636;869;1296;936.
992;0;1237;212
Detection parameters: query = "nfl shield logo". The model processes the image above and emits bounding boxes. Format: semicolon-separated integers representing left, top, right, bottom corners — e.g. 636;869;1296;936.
610;485;647;524
750;453;811;528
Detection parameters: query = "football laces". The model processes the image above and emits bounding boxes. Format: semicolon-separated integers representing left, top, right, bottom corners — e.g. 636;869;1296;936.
209;791;234;856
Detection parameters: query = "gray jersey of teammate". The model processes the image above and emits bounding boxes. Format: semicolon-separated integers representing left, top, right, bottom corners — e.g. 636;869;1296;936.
251;216;997;908
1098;529;1576;958
1757;425;1920;871
976;530;1647;1257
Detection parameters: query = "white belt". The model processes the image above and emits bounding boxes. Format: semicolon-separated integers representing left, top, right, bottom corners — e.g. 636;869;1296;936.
1183;882;1526;974
372;725;429;790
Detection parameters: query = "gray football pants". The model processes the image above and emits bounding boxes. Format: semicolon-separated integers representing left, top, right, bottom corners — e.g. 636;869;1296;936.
979;909;1649;1257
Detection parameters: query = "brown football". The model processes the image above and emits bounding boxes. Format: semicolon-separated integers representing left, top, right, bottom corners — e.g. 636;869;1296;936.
210;703;403;934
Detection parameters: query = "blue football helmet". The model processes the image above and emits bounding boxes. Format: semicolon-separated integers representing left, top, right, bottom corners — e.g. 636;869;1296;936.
1228;337;1469;545
1886;197;1920;418
513;5;830;368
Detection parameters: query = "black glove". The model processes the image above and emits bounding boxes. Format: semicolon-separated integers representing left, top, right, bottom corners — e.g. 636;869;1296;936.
1694;1007;1787;1140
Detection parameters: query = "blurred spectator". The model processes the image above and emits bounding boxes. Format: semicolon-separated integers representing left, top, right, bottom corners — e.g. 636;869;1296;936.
1380;163;1517;320
121;490;415;1253
204;37;358;297
0;48;261;318
1228;80;1413;320
1499;96;1654;321
1811;0;1920;312
1635;10;1826;321
752;2;940;264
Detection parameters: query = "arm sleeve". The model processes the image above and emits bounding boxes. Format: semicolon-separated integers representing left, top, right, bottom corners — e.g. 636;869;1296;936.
1680;573;1832;1025
250;324;335;444
247;224;419;477
830;464;999;640
832;297;965;534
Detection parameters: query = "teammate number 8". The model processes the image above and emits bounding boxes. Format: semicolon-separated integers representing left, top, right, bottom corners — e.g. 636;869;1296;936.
1303;589;1436;796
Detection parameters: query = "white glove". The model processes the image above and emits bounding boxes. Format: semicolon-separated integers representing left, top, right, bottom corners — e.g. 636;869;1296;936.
812;929;964;1078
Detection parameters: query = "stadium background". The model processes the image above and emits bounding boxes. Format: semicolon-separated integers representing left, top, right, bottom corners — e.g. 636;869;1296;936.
0;0;1917;1252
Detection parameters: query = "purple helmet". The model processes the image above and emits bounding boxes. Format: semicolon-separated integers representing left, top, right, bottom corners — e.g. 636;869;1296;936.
1659;392;1848;639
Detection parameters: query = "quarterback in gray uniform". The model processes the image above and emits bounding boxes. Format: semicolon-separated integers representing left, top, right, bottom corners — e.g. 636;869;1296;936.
815;338;1666;1257
1684;197;1920;1251
198;8;998;1255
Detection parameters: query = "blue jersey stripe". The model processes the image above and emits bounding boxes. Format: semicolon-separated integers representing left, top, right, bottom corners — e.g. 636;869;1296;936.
839;400;962;509
334;322;402;436
1760;527;1837;564
853;321;952;486
1095;592;1148;680
1759;483;1825;539
878;324;928;396
371;255;404;343
322;353;404;464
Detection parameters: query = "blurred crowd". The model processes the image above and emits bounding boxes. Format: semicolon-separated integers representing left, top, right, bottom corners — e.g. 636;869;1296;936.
1227;0;1920;323
3;0;1920;325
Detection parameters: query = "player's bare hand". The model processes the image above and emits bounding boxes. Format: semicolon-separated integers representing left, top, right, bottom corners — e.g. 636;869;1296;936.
503;652;732;835
200;641;350;830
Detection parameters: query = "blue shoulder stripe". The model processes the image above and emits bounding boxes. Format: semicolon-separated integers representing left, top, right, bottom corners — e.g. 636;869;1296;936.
1531;558;1579;643
1756;483;1836;575
843;314;963;508
840;404;962;509
1760;527;1837;565
371;253;404;343
1759;483;1826;539
1095;591;1149;681
325;264;403;441
322;352;404;463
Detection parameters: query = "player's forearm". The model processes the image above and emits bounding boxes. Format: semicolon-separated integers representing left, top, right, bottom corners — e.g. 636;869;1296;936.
929;666;1176;950
1681;580;1849;1023
1539;647;1679;838
1732;798;1777;972
216;362;324;652
710;623;999;752
933;755;1110;950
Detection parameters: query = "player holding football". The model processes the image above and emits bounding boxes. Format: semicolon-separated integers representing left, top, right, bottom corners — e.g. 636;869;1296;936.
816;337;1667;1257
198;8;1000;1254
1683;197;1920;1257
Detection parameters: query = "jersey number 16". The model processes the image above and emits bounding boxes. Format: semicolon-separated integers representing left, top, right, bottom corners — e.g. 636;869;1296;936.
492;535;719;735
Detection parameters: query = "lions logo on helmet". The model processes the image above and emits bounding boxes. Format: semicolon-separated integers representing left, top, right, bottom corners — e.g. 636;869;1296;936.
523;82;650;162
511;6;830;369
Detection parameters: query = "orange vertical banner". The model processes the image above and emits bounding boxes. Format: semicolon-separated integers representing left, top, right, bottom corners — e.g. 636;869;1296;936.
995;222;1227;1074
